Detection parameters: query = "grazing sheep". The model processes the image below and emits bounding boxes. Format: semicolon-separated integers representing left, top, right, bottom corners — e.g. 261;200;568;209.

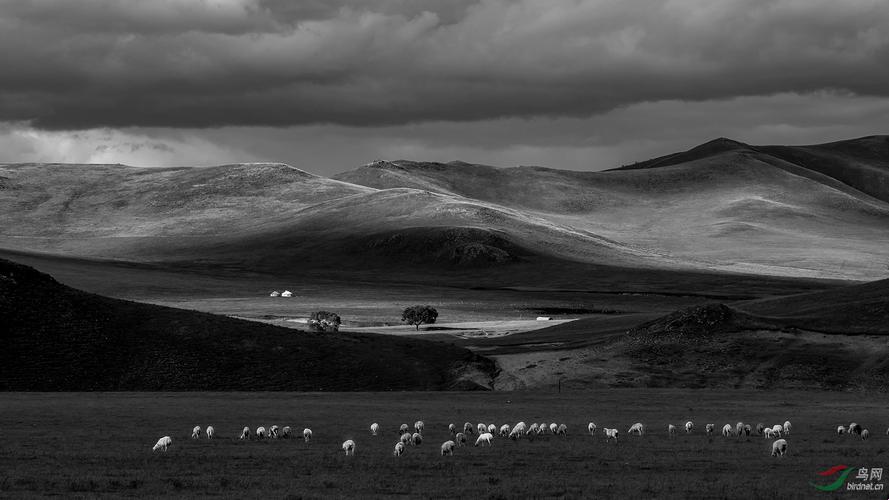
464;422;474;435
771;439;788;457
604;428;619;443
499;424;511;437
508;427;521;440
191;426;201;439
415;421;425;434
475;432;494;447
152;436;172;452
628;423;645;436
763;428;775;439
256;427;266;439
370;423;380;436
743;424;752;438
282;426;292;439
240;427;250;440
755;423;764;435
536;423;546;436
394;442;405;456
441;440;456;456
269;425;279;439
783;421;792;435
861;429;870;440
477;423;487;434
770;424;783;438
342;439;356;456
400;424;410;435
685;421;693;433
668;424;676;437
722;424;733;437
735;422;743;437
303;428;312;443
488;424;497;434
557;424;568;436
837;425;846;435
400;432;411;445
549;423;558;434
849;423;862;436
206;426;215;439
411;432;423;446
706;423;715;436
448;423;456;435
528;423;539;436
588;422;597;436
455;432;467;446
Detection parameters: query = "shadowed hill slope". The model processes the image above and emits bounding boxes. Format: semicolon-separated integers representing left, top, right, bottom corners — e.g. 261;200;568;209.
0;259;495;391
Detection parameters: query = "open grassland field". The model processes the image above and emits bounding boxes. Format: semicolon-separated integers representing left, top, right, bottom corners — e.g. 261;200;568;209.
1;391;887;499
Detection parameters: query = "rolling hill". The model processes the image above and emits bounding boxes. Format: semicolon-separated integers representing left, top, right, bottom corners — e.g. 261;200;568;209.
2;135;889;281
0;259;495;391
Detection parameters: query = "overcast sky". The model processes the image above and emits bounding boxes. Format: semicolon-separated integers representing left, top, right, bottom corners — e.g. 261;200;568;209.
1;0;887;174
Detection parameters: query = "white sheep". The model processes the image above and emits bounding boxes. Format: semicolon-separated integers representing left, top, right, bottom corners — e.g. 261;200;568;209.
152;436;172;452
464;422;474;435
628;423;645;436
240;427;250;440
411;432;423;446
269;425;279;439
256;427;266;439
735;422;743;436
705;423;714;436
191;426;201;439
528;423;539;436
206;426;215;439
508;427;521;440
771;438;788;457
399;432;411;445
455;432;467;446
722;424;733;437
668;424;676;437
588;422;597;436
488;424;497;434
770;424;783;438
448;423;456;435
685;421;693;433
303;428;312;443
837;425;846;435
604;428;619;443
282;426;292;439
370;423;380;436
415;421;425;434
477;423;487;434
441;440;456;456
556;424;568;436
400;423;410;435
499;424;511;437
763;428;775;439
783;420;792;435
393;442;405;456
861;429;870;440
536;423;546;436
512;422;527;436
755;423;764;435
342;439;355;456
849;423;862;436
475;432;494;447
742;424;752;438
549;423;558;434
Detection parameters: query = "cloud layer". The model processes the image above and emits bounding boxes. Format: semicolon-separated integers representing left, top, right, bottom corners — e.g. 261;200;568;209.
2;0;888;129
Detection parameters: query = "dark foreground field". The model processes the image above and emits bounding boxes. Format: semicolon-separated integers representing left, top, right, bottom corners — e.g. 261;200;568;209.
1;391;886;499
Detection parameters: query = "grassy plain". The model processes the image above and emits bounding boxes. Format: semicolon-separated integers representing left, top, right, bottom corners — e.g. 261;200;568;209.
1;391;886;499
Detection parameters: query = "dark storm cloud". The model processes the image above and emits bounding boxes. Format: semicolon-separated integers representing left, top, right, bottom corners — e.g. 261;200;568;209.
1;0;888;129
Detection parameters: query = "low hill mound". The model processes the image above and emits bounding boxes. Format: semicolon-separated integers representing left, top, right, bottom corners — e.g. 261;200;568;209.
0;259;495;391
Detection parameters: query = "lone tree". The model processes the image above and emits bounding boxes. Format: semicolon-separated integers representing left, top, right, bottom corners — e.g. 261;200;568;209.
308;311;341;333
401;305;438;331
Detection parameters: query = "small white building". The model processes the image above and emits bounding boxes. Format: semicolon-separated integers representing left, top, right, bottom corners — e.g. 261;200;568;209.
281;290;293;297
269;291;280;297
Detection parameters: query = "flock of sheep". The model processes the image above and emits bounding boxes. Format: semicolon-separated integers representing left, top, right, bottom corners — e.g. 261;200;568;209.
151;419;883;457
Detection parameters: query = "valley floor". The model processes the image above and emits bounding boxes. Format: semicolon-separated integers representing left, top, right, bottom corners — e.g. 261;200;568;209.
0;391;885;499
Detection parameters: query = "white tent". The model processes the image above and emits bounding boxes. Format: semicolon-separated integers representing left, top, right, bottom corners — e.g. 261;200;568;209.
281;290;293;297
269;291;280;297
